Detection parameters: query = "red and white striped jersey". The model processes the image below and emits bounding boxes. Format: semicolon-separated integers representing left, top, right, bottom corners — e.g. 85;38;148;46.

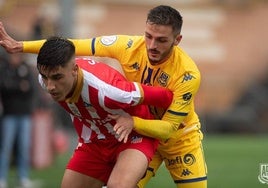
40;57;155;143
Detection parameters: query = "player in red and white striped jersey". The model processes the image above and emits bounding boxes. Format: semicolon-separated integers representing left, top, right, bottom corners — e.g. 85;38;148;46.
35;36;172;188
42;57;170;143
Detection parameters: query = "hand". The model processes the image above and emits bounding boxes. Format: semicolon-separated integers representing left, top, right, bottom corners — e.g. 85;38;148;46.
0;22;23;53
108;113;134;143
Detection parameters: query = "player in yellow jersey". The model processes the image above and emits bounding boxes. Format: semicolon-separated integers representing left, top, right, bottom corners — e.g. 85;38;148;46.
0;5;207;188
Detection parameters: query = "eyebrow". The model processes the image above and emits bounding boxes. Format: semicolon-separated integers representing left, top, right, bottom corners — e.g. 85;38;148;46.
145;32;169;39
40;71;62;79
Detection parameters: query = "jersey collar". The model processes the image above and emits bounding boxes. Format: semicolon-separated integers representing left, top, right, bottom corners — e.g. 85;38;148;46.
65;67;83;103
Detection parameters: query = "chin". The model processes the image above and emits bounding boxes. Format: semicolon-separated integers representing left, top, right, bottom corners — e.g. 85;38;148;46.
149;58;160;65
52;95;64;102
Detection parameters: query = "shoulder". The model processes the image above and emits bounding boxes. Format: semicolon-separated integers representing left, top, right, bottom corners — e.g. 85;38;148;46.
97;35;144;46
76;57;124;81
174;47;199;72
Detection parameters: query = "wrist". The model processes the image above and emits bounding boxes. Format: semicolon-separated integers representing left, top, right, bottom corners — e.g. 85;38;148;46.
15;41;23;53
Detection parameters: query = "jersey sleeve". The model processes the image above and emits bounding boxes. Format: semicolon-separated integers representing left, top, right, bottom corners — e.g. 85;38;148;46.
23;36;129;58
163;70;201;125
133;70;201;141
23;39;91;55
23;40;46;53
141;84;173;109
70;35;132;59
103;81;173;110
69;39;93;56
133;117;174;141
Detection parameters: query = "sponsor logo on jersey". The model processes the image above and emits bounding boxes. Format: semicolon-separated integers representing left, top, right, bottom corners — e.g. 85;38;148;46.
126;39;133;49
68;103;82;117
157;71;169;87
183;92;192;101
131;135;143;143
84;102;96;112
181;72;196;83
258;163;268;184
100;35;117;46
181;168;193;177
183;153;196;165
166;153;196;166
129;62;140;71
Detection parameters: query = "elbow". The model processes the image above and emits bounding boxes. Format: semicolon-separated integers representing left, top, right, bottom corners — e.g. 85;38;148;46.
160;122;182;141
160;126;177;141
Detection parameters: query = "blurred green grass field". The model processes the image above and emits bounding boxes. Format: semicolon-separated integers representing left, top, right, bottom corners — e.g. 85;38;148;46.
147;134;268;188
7;134;268;188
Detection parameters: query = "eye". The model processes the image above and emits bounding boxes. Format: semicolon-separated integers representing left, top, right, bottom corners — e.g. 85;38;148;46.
145;33;152;39
52;75;63;80
157;38;168;43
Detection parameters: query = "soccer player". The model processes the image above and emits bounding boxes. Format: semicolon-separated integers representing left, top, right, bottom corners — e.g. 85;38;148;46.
0;35;173;188
0;5;207;188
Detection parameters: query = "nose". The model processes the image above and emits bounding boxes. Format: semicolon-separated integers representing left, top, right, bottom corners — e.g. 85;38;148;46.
149;39;157;49
46;79;56;92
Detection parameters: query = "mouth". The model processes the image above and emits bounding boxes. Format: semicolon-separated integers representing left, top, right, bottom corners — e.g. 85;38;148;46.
149;49;159;55
148;49;160;58
49;92;60;100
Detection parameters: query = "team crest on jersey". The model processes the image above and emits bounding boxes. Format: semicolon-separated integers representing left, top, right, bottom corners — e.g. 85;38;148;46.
129;62;140;70
157;71;169;87
100;35;117;46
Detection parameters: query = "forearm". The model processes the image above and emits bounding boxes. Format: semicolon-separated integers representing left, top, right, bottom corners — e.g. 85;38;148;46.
141;84;173;109
133;116;175;141
23;39;92;55
23;40;45;53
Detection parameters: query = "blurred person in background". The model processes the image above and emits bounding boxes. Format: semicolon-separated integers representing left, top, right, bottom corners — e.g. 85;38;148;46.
0;52;39;188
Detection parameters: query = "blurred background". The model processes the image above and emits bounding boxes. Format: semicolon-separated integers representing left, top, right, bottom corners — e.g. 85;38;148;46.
0;0;268;187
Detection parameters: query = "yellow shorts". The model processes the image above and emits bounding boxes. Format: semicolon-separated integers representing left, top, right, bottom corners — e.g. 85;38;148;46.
138;126;207;188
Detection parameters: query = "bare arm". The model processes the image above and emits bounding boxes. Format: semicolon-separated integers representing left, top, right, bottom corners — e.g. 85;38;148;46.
0;22;23;53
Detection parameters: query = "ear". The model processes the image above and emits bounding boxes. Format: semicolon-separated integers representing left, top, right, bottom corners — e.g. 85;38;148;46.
174;34;182;45
72;64;78;76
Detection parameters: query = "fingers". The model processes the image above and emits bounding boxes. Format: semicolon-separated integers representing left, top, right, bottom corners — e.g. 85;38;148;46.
108;113;133;143
113;121;131;143
123;134;129;143
117;129;130;143
0;21;7;39
108;114;121;132
114;123;126;138
0;22;22;53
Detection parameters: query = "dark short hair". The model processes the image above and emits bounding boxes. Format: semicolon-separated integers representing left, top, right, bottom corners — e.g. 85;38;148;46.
37;36;75;72
147;5;183;34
